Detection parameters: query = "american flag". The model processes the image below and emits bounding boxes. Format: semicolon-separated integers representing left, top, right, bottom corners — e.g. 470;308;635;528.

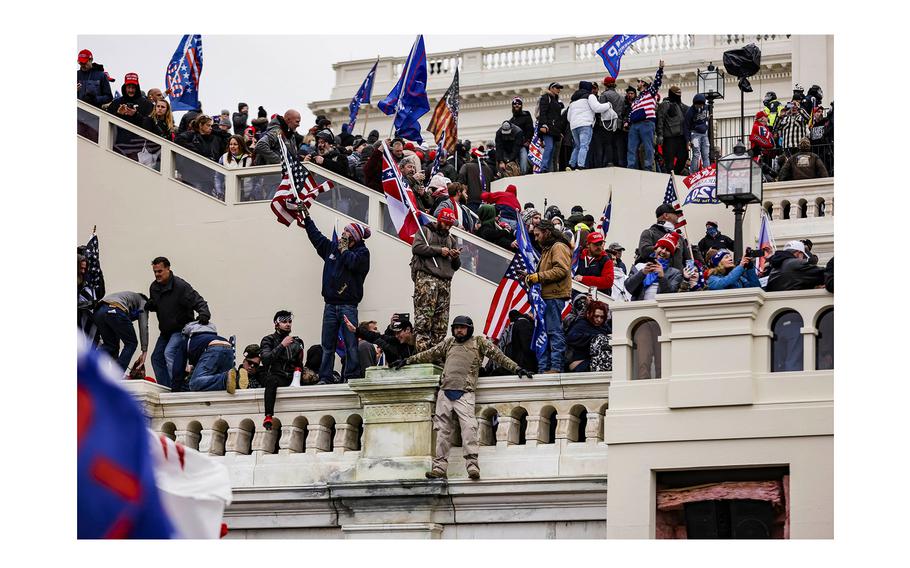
483;253;532;341
528;124;544;173
600;193;612;236
663;174;687;229
84;233;104;301
430;131;447;177
270;143;335;227
426;68;459;153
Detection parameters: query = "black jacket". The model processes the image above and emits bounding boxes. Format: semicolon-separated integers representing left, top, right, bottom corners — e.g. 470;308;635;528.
77;63;113;107
142;116;173;141
355;327;415;363
314;148;350;178
566;317;612;362
765;251;825;292
175;130;220;162
147;274;210;334
537;93;563;134
232;111;249;135
503;313;538;373
260;330;305;378
698;232;735;256
494;124;524;163
638;224;692;272
107;82;153;128
509;109;535;145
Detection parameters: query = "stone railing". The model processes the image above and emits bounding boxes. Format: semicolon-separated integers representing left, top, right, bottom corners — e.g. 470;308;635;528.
762;177;834;221
129;366;610;486
714;34;791;46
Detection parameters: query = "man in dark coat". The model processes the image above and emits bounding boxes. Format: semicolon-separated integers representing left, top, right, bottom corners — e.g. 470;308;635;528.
304;129;350;178
107;73;153;128
508;97;535;174
302;210;371;384
697;221;735;257
536;82;564;173
77;49;113;108
765;241;825;292
259;311;305;431
638;204;692;272
147;256;210;391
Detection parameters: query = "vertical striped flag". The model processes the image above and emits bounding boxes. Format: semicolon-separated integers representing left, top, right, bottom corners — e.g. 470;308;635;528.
600;192;612;236
664;174;687;229
426;68;459;153
528;124;544;174
482;253;533;341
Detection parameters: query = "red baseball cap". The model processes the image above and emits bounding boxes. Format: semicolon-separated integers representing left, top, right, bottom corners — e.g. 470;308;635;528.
78;49;93;63
438;208;457;225
124;72;139;86
586;232;605;245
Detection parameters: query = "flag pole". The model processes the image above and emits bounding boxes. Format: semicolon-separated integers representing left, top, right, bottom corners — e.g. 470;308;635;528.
390;36;419;141
382;141;438;267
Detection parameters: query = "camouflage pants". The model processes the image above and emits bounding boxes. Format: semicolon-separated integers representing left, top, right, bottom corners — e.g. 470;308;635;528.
413;272;451;352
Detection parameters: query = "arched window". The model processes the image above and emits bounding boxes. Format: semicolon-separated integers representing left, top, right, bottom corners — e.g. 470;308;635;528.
540;407;558;444
632;319;662;379
763;201;774;221
781;200;791;220
771;311;804;372
816;309;833;370
798;199;808;219
816;197;826;217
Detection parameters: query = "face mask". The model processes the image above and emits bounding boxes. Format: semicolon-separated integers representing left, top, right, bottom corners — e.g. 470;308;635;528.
707;227;718;237
662;221;675;231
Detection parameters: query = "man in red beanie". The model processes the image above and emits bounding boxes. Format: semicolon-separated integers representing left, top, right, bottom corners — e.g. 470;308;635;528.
107;72;153;128
411;208;462;351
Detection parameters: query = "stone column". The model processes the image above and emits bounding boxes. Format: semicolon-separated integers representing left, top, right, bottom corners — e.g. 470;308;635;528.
198;428;226;456
556;413;580;443
496;416;518;446
225;427;253;456
348;364;441;481
306;424;333;454
584;412;603;444
333;423;359;453
524;416;544;446
174;429;201;451
278;424;305;455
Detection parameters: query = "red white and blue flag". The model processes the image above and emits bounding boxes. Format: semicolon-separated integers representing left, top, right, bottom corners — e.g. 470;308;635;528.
596;35;648;78
165;34;203;112
270;140;335;227
664;174;687;229
483;253;532;341
682;164;720;205
600;193;613;236
528;124;545;173
380;141;428;244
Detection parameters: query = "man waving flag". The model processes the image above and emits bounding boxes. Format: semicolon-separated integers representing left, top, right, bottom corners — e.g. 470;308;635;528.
270;138;335;227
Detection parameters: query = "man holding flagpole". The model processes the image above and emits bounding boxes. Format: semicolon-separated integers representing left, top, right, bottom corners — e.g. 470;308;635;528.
410;208;461;352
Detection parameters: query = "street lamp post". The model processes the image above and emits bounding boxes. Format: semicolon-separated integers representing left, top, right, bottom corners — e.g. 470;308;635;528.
697;64;725;163
716;141;763;262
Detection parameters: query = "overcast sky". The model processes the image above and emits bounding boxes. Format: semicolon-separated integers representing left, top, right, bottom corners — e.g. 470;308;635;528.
79;35;552;125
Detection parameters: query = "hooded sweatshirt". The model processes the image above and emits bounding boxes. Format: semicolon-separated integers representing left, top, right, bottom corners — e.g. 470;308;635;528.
567;83;614;130
480;184;521;211
77;63;113;107
107;79;153;128
476;204;515;250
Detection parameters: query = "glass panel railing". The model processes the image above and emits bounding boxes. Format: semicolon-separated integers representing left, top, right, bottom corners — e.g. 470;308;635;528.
111;125;162;172
313;173;370;224
77;108;99;143
174;153;224;201
237;171;282;202
379;203;510;283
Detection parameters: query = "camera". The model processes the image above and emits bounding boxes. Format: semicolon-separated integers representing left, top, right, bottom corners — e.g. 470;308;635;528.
744;247;764;258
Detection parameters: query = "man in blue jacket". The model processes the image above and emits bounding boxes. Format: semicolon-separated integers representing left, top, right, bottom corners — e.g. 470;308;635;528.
76;49;113;108
301;208;371;384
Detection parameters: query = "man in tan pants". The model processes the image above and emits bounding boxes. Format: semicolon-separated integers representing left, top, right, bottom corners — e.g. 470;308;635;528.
392;315;533;479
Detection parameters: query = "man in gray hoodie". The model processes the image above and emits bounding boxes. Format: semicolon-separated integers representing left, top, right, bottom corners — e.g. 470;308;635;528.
93;291;150;373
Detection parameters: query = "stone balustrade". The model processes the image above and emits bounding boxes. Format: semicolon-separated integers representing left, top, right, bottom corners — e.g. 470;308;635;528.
763;177;834;221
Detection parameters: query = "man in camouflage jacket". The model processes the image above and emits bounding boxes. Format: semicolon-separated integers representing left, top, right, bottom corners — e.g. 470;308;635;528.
393;316;533;480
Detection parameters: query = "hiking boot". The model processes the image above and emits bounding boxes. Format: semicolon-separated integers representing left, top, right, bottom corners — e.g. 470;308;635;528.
467;464;480;480
263;416;273;431
226;369;237;394
238;368;249;389
425;468;448;479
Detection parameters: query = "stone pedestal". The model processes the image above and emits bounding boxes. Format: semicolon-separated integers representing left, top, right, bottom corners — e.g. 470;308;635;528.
348;364;441;481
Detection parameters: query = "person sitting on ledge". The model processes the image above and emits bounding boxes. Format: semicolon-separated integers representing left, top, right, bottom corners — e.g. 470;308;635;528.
706;249;761;290
237;344;264;389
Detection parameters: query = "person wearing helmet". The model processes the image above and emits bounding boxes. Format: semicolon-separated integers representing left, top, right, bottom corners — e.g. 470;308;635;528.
410;208;462;351
304;129;350;178
762;91;783;128
392;315;533;480
683;93;711;171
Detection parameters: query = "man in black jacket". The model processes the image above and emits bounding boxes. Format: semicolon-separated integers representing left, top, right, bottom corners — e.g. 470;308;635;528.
638;204;692;272
304;129;350;178
494;121;524;173
107;73;153;128
536;82;564;173
344;314;416;365
508;97;535;174
765;241;825;292
697;221;735;258
259;310;305;431
147;256;210;391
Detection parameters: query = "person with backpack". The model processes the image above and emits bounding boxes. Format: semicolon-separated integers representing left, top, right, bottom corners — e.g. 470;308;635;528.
589;76;624;169
656;86;690;175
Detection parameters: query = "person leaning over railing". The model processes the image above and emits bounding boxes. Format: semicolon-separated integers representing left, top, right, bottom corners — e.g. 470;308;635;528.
182;321;239;394
566;300;612;372
343;313;416;368
175;115;220;161
764;240;826;292
705;249;761;290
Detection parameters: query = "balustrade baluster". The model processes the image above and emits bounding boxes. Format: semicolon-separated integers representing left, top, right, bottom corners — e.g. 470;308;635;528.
198;428;226;456
306;424;332;453
225;426;253;456
174;429;201;451
333;423;358;452
278;425;305;454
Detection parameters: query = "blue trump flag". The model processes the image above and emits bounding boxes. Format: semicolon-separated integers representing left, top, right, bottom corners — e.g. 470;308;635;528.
596;35;647;78
165;34;204;112
377;35;430;143
347;59;378;132
514;217;548;361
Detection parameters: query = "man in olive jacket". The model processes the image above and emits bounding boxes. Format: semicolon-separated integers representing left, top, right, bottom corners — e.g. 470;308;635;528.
410;208;462;351
392;316;532;480
524;219;573;373
147;256;210;390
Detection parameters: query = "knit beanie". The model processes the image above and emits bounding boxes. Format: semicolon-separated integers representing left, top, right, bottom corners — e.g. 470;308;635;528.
655;232;680;254
522;208;540;224
345;222;371;243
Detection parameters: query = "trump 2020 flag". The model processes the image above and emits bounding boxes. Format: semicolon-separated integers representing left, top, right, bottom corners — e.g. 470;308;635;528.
165;34;203;112
596;35;648;78
683;164;720;205
347;59;378;132
515;217;548;361
378;35;430;143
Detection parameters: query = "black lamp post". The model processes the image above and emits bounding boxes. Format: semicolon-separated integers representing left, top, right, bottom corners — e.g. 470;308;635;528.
716;141;762;262
697;63;725;164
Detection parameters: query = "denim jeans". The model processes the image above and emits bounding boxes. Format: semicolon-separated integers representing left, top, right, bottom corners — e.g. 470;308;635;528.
151;331;186;389
691;132;710;170
537;299;567;372
540;134;556;172
319;303;360;383
518;146;530;174
93;304;138;372
570;126;593;169
627;120;656;170
188;345;235;391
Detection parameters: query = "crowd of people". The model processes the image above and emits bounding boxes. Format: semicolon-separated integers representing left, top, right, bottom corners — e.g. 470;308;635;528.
78;48;834;481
